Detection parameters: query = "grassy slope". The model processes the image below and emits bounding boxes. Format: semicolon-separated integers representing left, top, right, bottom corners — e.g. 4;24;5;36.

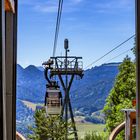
21;100;105;139
76;123;105;139
21;100;43;111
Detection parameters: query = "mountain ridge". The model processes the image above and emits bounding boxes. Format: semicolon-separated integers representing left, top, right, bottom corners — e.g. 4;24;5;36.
17;62;120;113
16;62;120;136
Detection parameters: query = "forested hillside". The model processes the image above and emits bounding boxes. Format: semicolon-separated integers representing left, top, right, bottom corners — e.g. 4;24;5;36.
17;63;119;115
16;63;120;136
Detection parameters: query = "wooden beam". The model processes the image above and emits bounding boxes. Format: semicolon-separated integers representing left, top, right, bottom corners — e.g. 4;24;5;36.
5;12;14;140
5;0;15;13
0;0;7;140
12;1;17;139
130;112;136;120
5;0;17;139
109;122;125;140
0;2;4;140
16;132;26;140
136;0;140;140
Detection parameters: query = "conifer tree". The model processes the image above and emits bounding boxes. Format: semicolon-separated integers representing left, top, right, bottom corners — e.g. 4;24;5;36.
103;56;136;133
28;108;72;140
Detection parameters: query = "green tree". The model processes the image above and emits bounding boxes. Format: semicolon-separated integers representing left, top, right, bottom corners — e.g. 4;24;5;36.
28;108;72;140
103;56;136;134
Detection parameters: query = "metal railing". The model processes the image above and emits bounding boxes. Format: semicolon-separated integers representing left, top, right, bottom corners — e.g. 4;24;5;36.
52;61;83;70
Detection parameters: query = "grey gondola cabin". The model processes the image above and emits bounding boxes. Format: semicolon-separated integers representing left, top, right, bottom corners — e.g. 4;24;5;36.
45;83;62;115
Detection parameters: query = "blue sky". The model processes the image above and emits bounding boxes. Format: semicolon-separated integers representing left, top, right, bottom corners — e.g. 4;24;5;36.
17;0;135;69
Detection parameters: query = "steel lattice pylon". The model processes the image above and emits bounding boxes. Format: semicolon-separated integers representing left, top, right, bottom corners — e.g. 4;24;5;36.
48;39;84;140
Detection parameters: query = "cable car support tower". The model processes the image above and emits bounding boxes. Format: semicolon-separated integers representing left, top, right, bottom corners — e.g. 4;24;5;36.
44;39;84;140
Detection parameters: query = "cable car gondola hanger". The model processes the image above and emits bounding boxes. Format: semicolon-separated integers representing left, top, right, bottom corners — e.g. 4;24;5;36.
43;39;84;140
42;0;84;140
42;0;64;116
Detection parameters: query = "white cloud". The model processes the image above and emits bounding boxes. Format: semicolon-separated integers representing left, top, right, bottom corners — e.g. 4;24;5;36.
19;0;83;13
18;0;58;13
34;5;58;13
19;0;133;14
95;0;134;13
18;0;38;5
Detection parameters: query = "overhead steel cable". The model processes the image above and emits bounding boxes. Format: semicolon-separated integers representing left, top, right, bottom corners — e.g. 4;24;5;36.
53;0;64;57
84;34;135;69
105;47;133;63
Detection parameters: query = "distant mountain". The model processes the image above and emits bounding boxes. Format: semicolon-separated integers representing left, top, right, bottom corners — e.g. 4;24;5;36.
17;64;46;103
70;63;120;115
17;63;119;114
16;63;120;137
37;66;44;71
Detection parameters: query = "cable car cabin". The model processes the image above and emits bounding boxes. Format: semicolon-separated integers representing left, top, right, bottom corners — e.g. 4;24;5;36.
45;87;62;115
